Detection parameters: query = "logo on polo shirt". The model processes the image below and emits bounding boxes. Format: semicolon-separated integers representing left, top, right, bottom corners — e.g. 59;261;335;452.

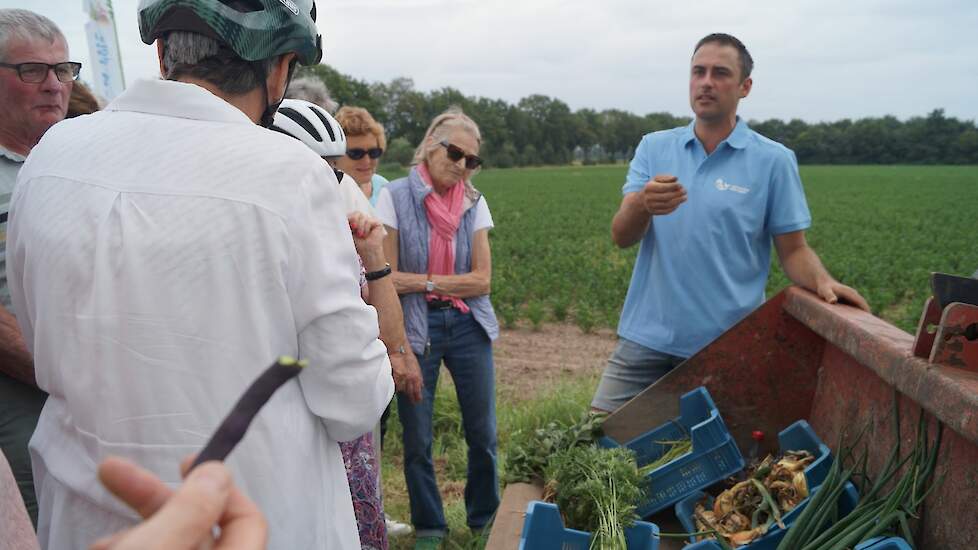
715;178;750;194
278;0;300;15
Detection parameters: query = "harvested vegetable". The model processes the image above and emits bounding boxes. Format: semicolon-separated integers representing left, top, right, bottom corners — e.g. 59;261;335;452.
502;411;606;485
693;450;815;547
775;398;944;550
190;356;307;470
543;445;646;550
506;413;702;547
638;437;692;475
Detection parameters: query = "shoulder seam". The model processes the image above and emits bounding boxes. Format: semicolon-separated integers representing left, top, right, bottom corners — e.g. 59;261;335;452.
17;172;292;220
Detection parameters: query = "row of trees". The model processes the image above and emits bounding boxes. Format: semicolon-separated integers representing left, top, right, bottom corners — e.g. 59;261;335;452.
298;65;978;167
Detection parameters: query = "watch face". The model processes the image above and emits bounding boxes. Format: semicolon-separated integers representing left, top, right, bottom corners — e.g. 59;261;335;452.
426;280;434;292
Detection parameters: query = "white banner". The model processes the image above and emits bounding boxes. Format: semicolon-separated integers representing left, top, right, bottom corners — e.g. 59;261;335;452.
83;0;125;101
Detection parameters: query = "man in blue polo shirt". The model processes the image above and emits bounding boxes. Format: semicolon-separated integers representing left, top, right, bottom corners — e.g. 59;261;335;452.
591;33;869;412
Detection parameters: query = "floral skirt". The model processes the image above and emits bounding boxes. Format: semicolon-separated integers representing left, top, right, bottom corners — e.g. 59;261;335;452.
340;432;388;550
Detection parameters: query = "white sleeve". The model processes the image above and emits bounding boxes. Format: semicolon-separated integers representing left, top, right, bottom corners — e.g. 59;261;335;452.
338;173;376;217
374;186;397;229
286;165;394;443
473;196;494;231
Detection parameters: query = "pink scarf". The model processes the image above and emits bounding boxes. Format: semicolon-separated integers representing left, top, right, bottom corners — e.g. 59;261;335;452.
418;163;470;313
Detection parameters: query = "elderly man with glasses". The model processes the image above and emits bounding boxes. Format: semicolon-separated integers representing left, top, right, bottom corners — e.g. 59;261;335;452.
0;8;78;527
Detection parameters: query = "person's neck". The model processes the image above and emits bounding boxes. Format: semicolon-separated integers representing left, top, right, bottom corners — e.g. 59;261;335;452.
176;76;264;124
0;126;39;157
420;163;455;195
357;179;373;198
694;114;738;155
431;179;455;196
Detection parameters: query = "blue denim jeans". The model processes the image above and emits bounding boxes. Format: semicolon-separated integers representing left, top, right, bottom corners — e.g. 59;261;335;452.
590;338;685;412
396;308;499;537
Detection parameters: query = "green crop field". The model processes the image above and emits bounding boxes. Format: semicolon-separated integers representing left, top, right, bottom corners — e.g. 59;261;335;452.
439;164;978;334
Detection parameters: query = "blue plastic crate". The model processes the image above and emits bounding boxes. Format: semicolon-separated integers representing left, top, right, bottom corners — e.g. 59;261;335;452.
599;386;744;517
518;501;660;550
675;482;858;550
856;537;913;550
682;541;729;550
674;420;860;550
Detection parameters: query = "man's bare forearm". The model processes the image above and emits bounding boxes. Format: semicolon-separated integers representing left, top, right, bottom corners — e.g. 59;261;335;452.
0;305;35;386
779;243;833;292
611;193;652;248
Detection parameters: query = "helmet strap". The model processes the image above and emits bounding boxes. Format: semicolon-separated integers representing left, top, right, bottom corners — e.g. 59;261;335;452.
258;57;299;128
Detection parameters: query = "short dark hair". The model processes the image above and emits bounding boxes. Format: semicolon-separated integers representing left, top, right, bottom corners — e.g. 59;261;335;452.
693;33;753;81
162;31;275;95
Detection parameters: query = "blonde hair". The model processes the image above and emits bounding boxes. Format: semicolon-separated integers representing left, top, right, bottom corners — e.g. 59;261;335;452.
335;106;386;150
411;107;482;167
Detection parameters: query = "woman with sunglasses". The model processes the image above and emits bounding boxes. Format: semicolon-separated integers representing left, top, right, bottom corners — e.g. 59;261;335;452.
375;108;498;550
335;106;389;206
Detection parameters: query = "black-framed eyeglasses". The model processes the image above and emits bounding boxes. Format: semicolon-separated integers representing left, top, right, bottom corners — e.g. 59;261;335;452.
440;140;482;169
0;61;82;84
346;147;383;160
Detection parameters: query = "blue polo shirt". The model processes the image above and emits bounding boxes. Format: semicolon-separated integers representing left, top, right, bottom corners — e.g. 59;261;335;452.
618;119;811;357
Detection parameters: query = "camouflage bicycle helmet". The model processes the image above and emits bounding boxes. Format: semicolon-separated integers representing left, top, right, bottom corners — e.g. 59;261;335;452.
138;0;322;66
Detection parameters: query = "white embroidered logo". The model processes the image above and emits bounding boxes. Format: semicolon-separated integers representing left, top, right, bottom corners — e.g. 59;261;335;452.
278;0;299;15
715;178;750;194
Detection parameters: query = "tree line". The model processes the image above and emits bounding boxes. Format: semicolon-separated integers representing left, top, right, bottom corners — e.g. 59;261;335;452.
298;65;978;168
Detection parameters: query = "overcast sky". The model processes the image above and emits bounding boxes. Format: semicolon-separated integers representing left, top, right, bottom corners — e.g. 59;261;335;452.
6;0;978;123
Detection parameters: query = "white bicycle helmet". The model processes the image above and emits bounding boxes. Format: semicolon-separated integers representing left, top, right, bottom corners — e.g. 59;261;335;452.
271;99;346;158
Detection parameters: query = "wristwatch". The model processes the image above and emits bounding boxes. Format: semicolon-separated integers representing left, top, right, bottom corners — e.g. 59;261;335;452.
425;277;435;293
364;263;392;281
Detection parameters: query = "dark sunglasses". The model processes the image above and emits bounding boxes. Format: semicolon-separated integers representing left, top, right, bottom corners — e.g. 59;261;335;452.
346;147;383;160
0;61;81;84
440;140;482;169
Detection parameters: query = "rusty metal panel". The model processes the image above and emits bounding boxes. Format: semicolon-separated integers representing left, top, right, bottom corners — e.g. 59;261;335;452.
783;287;978;445
810;348;978;549
912;296;942;359
930;302;978;371
603;290;826;455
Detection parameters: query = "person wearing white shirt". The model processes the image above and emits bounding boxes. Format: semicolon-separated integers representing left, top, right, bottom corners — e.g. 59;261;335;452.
0;8;77;528
271;98;423;549
5;1;393;548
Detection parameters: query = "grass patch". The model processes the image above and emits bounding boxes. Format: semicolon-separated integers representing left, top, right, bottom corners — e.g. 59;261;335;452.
383;368;600;549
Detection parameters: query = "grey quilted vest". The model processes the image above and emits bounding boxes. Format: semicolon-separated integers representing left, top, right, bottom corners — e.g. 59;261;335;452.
388;167;499;354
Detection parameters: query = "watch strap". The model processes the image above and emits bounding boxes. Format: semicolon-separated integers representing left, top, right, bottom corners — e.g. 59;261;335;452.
365;263;392;281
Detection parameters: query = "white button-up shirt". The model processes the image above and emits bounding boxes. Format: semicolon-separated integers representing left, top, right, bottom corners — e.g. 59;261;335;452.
7;79;393;549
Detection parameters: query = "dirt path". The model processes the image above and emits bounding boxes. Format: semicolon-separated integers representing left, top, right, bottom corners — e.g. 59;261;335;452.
491;323;618;400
